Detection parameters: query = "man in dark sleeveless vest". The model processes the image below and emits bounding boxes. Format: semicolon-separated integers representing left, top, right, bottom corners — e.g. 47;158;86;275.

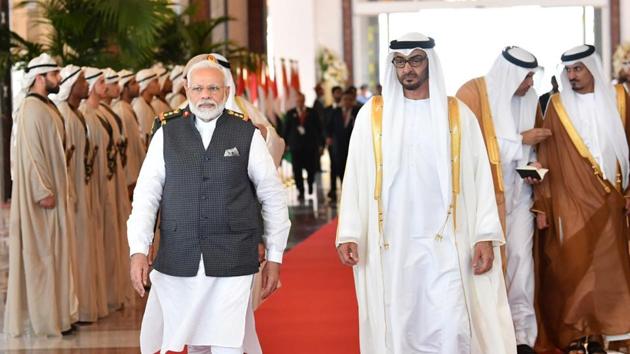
128;56;290;354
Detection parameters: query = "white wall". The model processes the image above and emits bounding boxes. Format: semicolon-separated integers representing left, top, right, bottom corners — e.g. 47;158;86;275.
314;0;344;59
267;0;317;103
621;0;630;43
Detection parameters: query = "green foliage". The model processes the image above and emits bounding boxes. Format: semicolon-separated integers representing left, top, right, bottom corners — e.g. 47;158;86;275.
153;4;245;66
5;0;239;72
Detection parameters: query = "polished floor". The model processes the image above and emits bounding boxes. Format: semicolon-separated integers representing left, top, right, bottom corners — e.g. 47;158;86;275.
0;169;340;353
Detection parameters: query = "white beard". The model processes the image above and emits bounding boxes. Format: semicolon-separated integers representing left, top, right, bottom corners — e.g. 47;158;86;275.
190;100;225;122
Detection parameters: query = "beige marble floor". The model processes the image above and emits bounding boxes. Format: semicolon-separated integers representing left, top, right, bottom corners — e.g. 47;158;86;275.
1;296;145;353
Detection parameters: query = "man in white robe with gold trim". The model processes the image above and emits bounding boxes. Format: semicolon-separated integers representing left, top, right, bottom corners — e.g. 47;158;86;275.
336;32;516;354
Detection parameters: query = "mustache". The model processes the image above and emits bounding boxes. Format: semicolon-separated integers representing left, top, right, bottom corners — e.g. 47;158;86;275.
402;73;418;80
196;99;218;108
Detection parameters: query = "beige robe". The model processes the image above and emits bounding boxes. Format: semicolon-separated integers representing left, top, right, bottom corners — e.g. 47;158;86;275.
167;92;186;110
98;103;133;306
132;97;157;148
81;102;124;312
113;100;146;187
81;105;110;318
151;97;172;117
5;94;78;336
57;101;100;322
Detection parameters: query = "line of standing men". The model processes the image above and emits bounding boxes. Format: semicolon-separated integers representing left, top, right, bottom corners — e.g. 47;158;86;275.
5;53;185;336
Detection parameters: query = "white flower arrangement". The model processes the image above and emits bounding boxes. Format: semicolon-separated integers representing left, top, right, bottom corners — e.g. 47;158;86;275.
317;47;348;88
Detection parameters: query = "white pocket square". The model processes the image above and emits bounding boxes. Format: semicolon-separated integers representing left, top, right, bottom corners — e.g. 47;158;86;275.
224;147;240;157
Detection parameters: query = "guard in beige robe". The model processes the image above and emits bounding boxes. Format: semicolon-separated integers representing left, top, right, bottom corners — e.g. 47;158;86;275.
80;67;125;312
80;67;110;318
51;65;100;322
100;68;134;306
133;68;159;147
5;54;78;336
166;65;186;109
113;70;146;193
151;66;173;115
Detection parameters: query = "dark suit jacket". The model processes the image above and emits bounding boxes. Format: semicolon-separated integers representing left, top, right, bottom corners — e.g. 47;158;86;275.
326;107;356;165
283;107;323;153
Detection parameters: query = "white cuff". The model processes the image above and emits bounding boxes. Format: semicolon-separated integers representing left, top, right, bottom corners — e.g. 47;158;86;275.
129;242;150;257
266;249;284;264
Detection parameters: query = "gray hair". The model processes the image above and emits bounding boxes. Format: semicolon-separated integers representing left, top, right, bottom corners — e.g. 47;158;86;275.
186;60;229;87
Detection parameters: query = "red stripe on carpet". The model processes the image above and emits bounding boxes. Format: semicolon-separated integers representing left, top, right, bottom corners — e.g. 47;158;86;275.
255;219;360;353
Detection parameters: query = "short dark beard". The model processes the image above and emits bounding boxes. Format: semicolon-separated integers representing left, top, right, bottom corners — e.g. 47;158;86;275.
399;68;429;91
45;78;60;94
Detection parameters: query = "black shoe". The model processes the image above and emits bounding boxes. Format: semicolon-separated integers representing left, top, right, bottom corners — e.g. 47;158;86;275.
587;341;607;354
517;344;536;354
61;324;78;336
327;190;336;198
298;193;305;201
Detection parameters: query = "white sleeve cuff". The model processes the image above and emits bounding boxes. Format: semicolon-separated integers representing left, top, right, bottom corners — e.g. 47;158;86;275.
129;242;150;257
266;249;284;264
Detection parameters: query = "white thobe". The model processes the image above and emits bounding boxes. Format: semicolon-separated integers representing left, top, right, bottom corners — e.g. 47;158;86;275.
383;99;470;353
572;93;609;179
336;97;516;354
128;115;290;354
497;100;537;347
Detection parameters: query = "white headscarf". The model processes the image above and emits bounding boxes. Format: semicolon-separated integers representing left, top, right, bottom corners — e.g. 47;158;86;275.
485;46;540;167
136;68;157;93
118;69;134;89
83;67;104;93
559;44;629;188
152;63;169;90
13;53;60;116
381;32;450;206
207;53;237;110
169;65;185;96
50;65;82;103
104;68;119;85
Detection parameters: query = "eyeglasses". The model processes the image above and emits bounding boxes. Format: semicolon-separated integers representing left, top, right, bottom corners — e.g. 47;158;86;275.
190;84;225;94
392;55;427;68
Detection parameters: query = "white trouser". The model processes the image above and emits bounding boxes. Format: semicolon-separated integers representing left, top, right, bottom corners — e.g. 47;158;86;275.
187;345;242;354
505;203;537;347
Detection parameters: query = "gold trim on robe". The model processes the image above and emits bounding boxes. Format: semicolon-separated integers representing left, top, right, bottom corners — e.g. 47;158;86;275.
473;77;504;192
370;96;461;248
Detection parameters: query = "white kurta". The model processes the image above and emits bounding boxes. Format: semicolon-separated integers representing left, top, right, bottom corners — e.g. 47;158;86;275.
336;97;516;354
128;115;290;354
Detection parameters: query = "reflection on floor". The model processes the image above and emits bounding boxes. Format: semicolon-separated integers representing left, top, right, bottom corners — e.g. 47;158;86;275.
0;174;340;353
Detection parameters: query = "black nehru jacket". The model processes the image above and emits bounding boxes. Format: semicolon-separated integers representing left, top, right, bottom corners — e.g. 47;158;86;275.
152;108;263;277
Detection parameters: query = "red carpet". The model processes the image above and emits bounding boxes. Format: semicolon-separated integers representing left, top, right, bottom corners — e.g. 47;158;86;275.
255;219;360;354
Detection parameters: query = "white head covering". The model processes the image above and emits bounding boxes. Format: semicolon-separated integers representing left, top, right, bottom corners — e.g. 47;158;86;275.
152;63;169;90
381;32;450;206
103;68;119;84
50;65;82;103
169;65;185;95
13;53;60;116
208;53;237;110
118;69;134;89
136;68;157;93
485;46;540;165
559;44;629;188
83;67;104;93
